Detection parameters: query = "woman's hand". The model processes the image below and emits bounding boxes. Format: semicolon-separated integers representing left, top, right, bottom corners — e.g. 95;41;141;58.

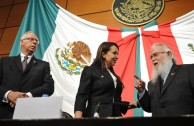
74;111;83;118
128;101;140;109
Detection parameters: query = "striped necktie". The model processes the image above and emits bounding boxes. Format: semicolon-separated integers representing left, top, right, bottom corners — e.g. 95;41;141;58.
22;56;28;71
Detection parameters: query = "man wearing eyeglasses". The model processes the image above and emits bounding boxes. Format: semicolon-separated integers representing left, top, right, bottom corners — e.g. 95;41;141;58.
134;43;194;117
0;31;54;119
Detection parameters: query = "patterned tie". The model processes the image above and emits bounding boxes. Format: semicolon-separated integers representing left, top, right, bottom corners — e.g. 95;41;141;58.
22;56;28;71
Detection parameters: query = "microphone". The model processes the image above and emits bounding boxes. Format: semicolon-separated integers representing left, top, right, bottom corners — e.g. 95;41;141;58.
42;94;49;97
93;103;100;118
93;101;112;118
93;101;139;118
116;101;140;109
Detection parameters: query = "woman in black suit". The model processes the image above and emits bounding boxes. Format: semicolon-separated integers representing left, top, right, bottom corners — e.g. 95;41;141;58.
74;42;138;118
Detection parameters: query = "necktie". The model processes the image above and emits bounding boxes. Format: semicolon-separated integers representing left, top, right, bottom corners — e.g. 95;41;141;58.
22;56;28;71
159;76;164;88
160;77;164;85
159;76;164;93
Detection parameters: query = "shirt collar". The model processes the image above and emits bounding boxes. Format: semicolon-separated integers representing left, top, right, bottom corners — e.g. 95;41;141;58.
20;53;33;63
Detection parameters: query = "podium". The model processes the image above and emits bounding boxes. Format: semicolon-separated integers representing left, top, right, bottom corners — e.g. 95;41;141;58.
0;116;194;126
13;96;63;119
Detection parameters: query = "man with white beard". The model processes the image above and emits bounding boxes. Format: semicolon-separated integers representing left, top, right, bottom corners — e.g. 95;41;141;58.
134;43;194;117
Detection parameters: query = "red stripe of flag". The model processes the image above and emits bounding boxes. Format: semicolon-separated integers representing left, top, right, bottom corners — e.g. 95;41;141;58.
107;27;137;117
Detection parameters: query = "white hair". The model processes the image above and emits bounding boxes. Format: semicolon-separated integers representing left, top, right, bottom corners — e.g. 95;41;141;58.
20;31;37;40
151;43;176;63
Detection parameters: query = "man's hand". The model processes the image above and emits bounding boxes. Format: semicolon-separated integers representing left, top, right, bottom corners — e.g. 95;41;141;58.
7;91;28;107
134;75;146;93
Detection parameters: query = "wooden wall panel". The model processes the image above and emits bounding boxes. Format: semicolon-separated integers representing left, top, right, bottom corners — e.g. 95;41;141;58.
14;0;29;4
157;0;194;24
80;11;135;28
55;0;68;9
0;0;13;7
0;54;9;58
0;29;3;41
5;3;28;27
0;6;11;28
0;27;19;55
67;0;194;27
67;0;113;15
65;0;194;28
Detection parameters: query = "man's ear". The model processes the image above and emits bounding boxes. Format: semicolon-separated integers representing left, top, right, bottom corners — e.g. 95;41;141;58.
20;40;23;45
167;51;172;57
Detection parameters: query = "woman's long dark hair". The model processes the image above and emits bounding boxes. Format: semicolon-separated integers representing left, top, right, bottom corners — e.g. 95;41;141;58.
91;42;123;86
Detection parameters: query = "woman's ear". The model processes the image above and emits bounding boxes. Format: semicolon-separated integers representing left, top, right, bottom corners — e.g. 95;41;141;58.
102;52;106;58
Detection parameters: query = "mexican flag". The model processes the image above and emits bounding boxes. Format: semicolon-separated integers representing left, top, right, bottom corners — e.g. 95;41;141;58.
10;0;194;117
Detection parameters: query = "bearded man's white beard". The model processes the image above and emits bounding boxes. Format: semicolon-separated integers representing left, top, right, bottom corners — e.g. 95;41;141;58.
151;58;173;83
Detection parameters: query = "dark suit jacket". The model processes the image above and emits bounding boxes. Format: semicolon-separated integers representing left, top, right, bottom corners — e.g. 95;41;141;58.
139;64;194;117
74;65;129;117
0;55;54;119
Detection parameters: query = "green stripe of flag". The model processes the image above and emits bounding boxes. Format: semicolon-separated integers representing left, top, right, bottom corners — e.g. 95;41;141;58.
134;28;144;117
121;27;144;117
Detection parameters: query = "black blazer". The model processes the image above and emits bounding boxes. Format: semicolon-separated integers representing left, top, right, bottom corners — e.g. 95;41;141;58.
0;55;54;119
139;64;194;117
74;65;128;117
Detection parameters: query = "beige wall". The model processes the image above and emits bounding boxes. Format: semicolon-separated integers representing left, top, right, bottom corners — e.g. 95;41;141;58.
1;0;194;58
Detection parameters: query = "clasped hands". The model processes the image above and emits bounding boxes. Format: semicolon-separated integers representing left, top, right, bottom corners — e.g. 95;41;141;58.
7;91;28;108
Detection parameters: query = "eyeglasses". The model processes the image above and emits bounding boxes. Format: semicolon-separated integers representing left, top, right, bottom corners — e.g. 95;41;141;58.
23;37;39;44
150;52;166;59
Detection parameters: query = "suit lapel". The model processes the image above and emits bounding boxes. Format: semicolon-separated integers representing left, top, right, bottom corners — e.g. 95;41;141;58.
14;55;23;72
101;67;116;89
14;55;38;73
23;56;38;73
155;79;162;96
161;64;180;95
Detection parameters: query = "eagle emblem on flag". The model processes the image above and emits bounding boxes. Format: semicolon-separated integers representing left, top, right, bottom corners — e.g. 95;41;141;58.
55;41;91;75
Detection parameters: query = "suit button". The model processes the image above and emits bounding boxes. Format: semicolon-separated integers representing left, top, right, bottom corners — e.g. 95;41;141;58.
161;105;165;108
